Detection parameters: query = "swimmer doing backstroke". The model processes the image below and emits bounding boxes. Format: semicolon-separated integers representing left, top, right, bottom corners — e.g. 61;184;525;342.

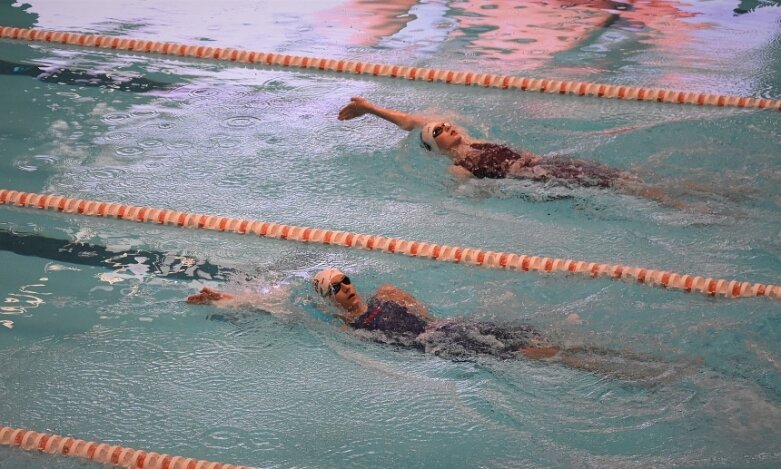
338;96;685;206
187;269;699;381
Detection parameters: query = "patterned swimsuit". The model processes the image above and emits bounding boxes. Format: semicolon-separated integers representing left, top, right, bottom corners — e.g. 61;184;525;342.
352;297;427;336
351;297;551;360
455;142;624;188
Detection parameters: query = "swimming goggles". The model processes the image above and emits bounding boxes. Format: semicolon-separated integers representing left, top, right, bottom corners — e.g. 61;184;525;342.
432;122;449;139
330;276;351;295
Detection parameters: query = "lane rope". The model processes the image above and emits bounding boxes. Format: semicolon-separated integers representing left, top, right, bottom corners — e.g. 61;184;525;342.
1;189;778;299
1;26;780;111
0;425;253;469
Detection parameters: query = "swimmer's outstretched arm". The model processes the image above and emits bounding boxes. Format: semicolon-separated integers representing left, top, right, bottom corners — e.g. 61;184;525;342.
338;96;427;131
186;286;292;316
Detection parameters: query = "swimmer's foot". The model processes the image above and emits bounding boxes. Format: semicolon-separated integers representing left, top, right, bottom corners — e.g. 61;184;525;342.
186;287;233;305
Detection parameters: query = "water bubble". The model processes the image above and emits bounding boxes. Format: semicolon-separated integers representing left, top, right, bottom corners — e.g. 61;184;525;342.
90;167;127;179
207;135;242;149
266;95;310;109
225;116;260;128
132;109;159;119
139;139;163;148
106;132;131;141
102;112;132;122
189;87;219;98
13;155;59;172
115;146;145;158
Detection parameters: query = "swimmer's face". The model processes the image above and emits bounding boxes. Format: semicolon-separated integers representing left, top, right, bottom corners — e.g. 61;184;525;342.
433;122;462;151
330;274;363;310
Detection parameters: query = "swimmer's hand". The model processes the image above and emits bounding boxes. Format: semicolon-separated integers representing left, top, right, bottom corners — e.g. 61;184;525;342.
186;287;234;305
338;96;373;121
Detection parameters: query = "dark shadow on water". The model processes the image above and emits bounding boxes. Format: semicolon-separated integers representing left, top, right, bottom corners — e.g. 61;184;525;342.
733;0;781;15
0;59;174;92
0;228;231;281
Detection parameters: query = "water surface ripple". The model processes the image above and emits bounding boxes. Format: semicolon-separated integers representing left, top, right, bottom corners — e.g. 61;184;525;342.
0;1;780;468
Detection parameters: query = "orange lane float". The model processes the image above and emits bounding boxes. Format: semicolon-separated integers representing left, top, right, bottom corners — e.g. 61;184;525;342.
1;189;778;299
0;425;252;469
1;26;780;111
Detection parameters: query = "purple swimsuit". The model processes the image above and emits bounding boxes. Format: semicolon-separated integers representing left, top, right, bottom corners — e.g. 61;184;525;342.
456;143;623;188
350;297;550;360
352;297;427;336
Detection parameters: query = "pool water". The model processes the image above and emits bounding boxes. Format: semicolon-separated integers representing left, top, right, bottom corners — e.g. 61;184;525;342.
1;0;780;467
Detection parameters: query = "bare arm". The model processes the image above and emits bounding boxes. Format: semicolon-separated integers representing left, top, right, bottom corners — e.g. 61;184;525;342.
186;286;292;317
338;96;427;131
374;284;432;321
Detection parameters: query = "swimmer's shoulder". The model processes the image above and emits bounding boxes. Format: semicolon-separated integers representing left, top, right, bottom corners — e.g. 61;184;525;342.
374;284;405;299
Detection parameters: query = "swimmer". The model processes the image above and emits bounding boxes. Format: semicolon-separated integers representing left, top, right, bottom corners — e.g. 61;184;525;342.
188;268;697;380
338;96;684;206
187;269;558;360
309;268;563;361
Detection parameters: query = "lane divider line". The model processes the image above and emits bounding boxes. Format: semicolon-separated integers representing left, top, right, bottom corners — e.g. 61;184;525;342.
1;189;778;299
0;425;253;469
1;26;780;111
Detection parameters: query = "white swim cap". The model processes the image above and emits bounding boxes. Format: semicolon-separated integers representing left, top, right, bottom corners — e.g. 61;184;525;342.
419;121;441;153
313;268;345;297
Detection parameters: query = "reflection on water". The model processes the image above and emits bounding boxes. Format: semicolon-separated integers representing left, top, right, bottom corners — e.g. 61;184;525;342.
0;228;238;328
1;278;49;328
733;0;781;15
0;229;232;282
0;59;173;92
6;0;779;91
316;0;781;89
448;0;618;68
1;1;780;467
316;0;705;72
318;0;420;47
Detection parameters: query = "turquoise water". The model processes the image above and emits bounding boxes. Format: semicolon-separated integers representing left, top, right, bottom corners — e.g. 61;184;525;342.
1;1;780;467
